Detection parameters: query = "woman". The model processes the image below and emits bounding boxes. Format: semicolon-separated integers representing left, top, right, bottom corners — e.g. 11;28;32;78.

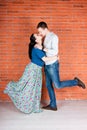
4;34;57;114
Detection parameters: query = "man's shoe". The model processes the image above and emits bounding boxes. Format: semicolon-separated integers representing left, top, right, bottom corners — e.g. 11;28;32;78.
42;104;57;111
74;77;86;89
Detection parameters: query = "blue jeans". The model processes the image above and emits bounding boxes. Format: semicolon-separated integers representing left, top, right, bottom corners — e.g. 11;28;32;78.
44;60;78;108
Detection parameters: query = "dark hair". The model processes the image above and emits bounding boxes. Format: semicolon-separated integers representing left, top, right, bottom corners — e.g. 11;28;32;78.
28;34;36;59
37;21;48;29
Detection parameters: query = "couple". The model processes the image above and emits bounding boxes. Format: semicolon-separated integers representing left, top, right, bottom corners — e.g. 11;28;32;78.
4;22;86;114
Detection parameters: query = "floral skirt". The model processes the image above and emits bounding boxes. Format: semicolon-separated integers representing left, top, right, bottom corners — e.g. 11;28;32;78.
4;63;43;114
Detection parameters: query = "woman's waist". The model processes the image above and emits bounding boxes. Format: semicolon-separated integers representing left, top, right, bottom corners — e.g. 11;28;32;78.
31;62;42;69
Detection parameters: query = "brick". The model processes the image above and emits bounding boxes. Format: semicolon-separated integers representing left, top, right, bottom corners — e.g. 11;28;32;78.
0;0;87;101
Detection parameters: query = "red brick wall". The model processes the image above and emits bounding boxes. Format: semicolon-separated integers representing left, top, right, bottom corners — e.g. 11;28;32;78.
0;0;87;101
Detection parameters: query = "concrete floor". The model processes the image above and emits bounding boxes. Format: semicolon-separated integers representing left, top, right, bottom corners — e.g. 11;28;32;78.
0;100;87;130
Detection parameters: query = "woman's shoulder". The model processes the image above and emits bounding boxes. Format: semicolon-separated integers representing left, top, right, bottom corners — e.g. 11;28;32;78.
33;47;42;52
33;47;45;55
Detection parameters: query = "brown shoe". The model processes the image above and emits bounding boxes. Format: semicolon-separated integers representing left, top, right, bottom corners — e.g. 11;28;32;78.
74;77;86;89
42;104;57;111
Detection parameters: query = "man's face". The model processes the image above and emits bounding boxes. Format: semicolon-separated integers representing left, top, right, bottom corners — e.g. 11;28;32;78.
37;27;46;37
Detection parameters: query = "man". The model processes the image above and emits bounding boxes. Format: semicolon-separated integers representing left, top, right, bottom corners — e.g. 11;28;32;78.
37;21;86;111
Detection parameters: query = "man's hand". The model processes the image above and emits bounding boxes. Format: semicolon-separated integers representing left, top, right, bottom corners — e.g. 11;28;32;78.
43;48;48;52
34;44;42;50
56;54;59;60
58;55;59;60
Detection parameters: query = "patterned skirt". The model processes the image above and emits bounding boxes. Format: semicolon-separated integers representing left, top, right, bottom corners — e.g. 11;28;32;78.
4;63;43;114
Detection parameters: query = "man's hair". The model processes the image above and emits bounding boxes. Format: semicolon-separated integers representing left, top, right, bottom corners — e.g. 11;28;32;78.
37;21;48;29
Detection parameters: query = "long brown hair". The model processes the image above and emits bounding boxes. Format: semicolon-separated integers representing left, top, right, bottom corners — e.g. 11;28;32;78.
28;34;36;59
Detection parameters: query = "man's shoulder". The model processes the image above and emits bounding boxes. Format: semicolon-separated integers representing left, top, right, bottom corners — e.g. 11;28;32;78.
44;32;59;45
50;32;58;38
49;32;58;41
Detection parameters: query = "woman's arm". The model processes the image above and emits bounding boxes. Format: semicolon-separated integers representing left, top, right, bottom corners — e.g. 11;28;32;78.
34;44;59;62
42;55;58;62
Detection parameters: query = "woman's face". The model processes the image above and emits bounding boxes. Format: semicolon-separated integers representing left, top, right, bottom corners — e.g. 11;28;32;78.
34;34;42;43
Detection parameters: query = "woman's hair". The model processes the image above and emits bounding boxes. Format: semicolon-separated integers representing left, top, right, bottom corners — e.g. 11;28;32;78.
28;34;36;59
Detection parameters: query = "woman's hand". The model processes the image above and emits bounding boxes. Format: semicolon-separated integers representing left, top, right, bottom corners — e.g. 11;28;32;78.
42;54;59;62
